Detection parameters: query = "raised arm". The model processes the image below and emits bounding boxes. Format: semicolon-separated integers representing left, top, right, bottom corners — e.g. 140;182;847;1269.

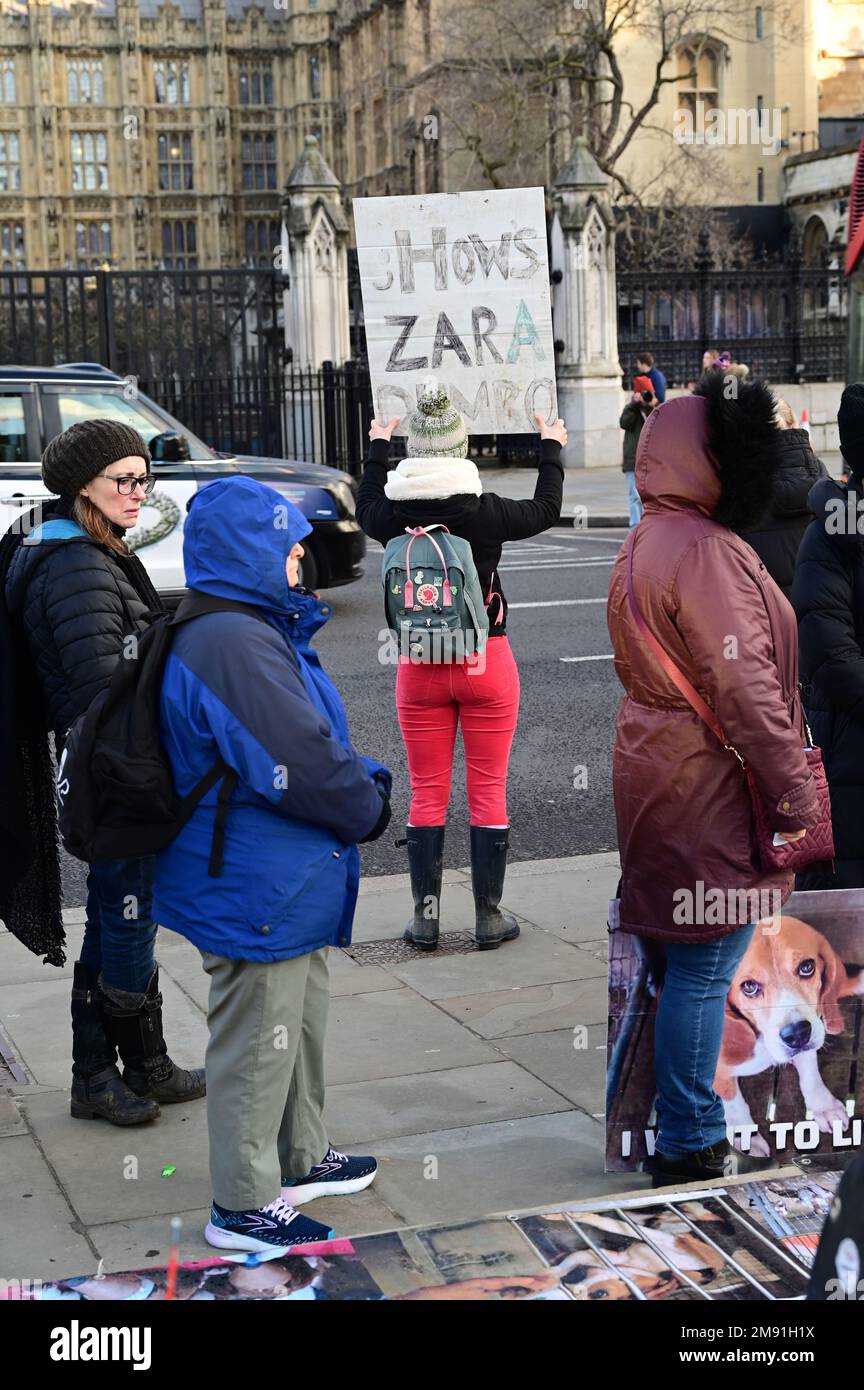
355;416;400;543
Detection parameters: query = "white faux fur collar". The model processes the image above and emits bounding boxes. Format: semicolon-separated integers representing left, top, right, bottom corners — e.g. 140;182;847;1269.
383;456;483;501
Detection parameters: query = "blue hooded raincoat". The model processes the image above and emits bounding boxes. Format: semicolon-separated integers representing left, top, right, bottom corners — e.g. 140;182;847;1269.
153;476;389;962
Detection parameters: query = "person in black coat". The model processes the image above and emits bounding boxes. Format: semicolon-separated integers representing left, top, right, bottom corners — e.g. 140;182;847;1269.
356;378;566;951
792;383;864;889
3;419;205;1124
738;399;829;598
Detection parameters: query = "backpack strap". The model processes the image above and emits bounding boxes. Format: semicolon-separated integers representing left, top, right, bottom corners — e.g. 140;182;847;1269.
168;589;298;876
402;526;454;610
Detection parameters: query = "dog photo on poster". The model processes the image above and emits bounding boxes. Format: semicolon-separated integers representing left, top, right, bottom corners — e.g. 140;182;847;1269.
606;890;864;1171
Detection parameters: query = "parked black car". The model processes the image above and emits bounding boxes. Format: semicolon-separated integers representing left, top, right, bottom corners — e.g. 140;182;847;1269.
0;363;365;599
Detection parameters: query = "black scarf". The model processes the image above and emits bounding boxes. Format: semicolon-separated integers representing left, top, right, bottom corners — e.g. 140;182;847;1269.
0;501;65;966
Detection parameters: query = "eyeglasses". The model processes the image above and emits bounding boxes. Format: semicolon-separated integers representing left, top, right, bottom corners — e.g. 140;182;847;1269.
99;472;156;496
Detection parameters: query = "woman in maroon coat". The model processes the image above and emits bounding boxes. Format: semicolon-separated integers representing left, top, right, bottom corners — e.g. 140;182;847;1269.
606;371;821;1185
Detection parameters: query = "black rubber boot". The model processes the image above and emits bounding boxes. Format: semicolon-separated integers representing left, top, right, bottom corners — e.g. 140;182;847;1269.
70;962;160;1126
100;966;206;1105
403;826;445;951
647;1139;733;1189
470;827;520;950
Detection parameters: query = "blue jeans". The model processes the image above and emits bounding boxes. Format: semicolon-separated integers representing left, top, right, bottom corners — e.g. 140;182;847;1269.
626;471;643;527
79;856;158;994
653;923;755;1156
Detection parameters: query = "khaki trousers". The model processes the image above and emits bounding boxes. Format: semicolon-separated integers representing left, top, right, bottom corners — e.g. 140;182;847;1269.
200;946;330;1211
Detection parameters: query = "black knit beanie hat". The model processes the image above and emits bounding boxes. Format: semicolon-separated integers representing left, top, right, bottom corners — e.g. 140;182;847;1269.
838;383;864;479
41;419;151;498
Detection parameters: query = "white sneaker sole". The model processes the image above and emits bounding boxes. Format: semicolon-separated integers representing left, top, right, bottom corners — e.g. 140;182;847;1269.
280;1168;378;1206
204;1222;334;1257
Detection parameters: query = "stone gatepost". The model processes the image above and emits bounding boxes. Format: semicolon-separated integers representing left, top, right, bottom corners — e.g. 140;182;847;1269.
550;138;623;468
281;134;351;370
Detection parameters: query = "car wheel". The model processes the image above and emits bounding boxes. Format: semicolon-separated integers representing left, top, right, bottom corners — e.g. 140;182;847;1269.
297;545;319;591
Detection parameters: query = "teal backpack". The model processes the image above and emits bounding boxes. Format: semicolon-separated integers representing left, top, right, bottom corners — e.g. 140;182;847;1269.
382;525;490;663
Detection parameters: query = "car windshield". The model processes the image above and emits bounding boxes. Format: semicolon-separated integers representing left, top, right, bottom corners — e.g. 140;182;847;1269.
51;388;217;462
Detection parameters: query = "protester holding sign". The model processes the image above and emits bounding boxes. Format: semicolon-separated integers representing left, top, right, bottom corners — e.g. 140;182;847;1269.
357;378;565;952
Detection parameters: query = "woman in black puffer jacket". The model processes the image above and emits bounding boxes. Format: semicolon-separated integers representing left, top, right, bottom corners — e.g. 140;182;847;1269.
792;384;864;890
4;420;204;1125
738;400;829;598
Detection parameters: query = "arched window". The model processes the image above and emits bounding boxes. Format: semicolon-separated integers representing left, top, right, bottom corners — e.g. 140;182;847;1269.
676;39;722;131
803;216;828;267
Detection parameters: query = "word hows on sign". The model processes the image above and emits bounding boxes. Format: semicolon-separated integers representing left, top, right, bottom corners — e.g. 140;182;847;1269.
353;188;558;436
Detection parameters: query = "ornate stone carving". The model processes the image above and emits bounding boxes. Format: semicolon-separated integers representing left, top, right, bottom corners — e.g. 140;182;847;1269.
312;214;335;274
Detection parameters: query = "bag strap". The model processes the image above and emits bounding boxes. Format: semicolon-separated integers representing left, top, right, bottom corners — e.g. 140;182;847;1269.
402;527;453;610
168;591;297;876
172;589;300;674
625;536;745;766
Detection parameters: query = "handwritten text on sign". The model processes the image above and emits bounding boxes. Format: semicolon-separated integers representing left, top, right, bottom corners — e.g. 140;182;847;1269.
353;188;557;435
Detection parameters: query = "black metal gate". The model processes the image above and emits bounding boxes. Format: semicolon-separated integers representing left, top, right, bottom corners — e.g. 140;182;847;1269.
0;267;285;456
617;231;848;387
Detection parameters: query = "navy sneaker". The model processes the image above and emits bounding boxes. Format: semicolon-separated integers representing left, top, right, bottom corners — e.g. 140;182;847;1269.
205;1195;334;1256
281;1147;378;1205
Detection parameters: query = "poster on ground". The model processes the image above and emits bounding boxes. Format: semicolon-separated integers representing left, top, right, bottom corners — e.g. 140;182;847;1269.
606;890;864;1172
352;187;557;435
4;1170;828;1301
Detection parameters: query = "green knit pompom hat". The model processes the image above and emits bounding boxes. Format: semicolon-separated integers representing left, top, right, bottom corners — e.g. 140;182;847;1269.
405;377;469;458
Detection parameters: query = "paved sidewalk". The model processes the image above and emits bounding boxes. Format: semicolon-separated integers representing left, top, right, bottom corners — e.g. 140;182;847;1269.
0;851;647;1282
479;451;844;527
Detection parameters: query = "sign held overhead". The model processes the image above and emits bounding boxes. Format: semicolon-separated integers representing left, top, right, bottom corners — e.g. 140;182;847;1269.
353;188;557;435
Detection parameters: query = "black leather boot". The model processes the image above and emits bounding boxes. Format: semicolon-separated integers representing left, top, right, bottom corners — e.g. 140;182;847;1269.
70;962;160;1126
470;828;520;950
403;826;445;950
647;1139;733;1189
100;966;206;1105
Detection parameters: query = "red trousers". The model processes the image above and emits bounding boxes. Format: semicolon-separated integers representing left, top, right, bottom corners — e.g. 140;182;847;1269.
395;637;520;826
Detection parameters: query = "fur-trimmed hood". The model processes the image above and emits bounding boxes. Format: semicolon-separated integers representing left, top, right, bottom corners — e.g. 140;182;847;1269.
635;374;782;531
383;456;483;502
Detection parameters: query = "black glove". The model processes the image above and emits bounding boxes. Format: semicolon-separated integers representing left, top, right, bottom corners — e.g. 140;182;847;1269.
358;787;392;844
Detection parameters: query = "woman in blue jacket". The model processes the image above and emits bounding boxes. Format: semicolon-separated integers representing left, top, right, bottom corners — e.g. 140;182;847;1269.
154;476;391;1256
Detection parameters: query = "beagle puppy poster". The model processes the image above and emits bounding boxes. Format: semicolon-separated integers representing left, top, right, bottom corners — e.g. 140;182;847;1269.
606;893;864;1172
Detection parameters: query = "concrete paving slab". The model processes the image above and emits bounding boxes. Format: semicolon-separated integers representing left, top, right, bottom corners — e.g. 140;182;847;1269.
0;1133;95;1282
0;1091;28;1137
0;972;208;1091
351;882;478;943
365;1111;629;1226
437;976;608;1039
326;1060;570;1146
496;1024;607;1115
324;988;498;1085
22;1089;211;1228
358;869;469;896
382;923;605;1001
495;866;617;940
326;949;407;998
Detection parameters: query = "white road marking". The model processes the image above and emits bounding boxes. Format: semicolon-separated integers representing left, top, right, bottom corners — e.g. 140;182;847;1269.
509;597;606;608
559;654;615;663
499;559;614;571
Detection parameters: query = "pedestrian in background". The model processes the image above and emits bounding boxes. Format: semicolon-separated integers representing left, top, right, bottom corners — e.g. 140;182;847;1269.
620;375;657;526
154;476;391;1256
607;370;820;1185
2;421;204;1126
739;396;828;599
635;350;667;403
793;383;864;890
356;382;565;951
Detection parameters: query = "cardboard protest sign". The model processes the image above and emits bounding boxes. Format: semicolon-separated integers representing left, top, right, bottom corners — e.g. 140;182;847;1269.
352;188;557;434
606;890;864;1172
